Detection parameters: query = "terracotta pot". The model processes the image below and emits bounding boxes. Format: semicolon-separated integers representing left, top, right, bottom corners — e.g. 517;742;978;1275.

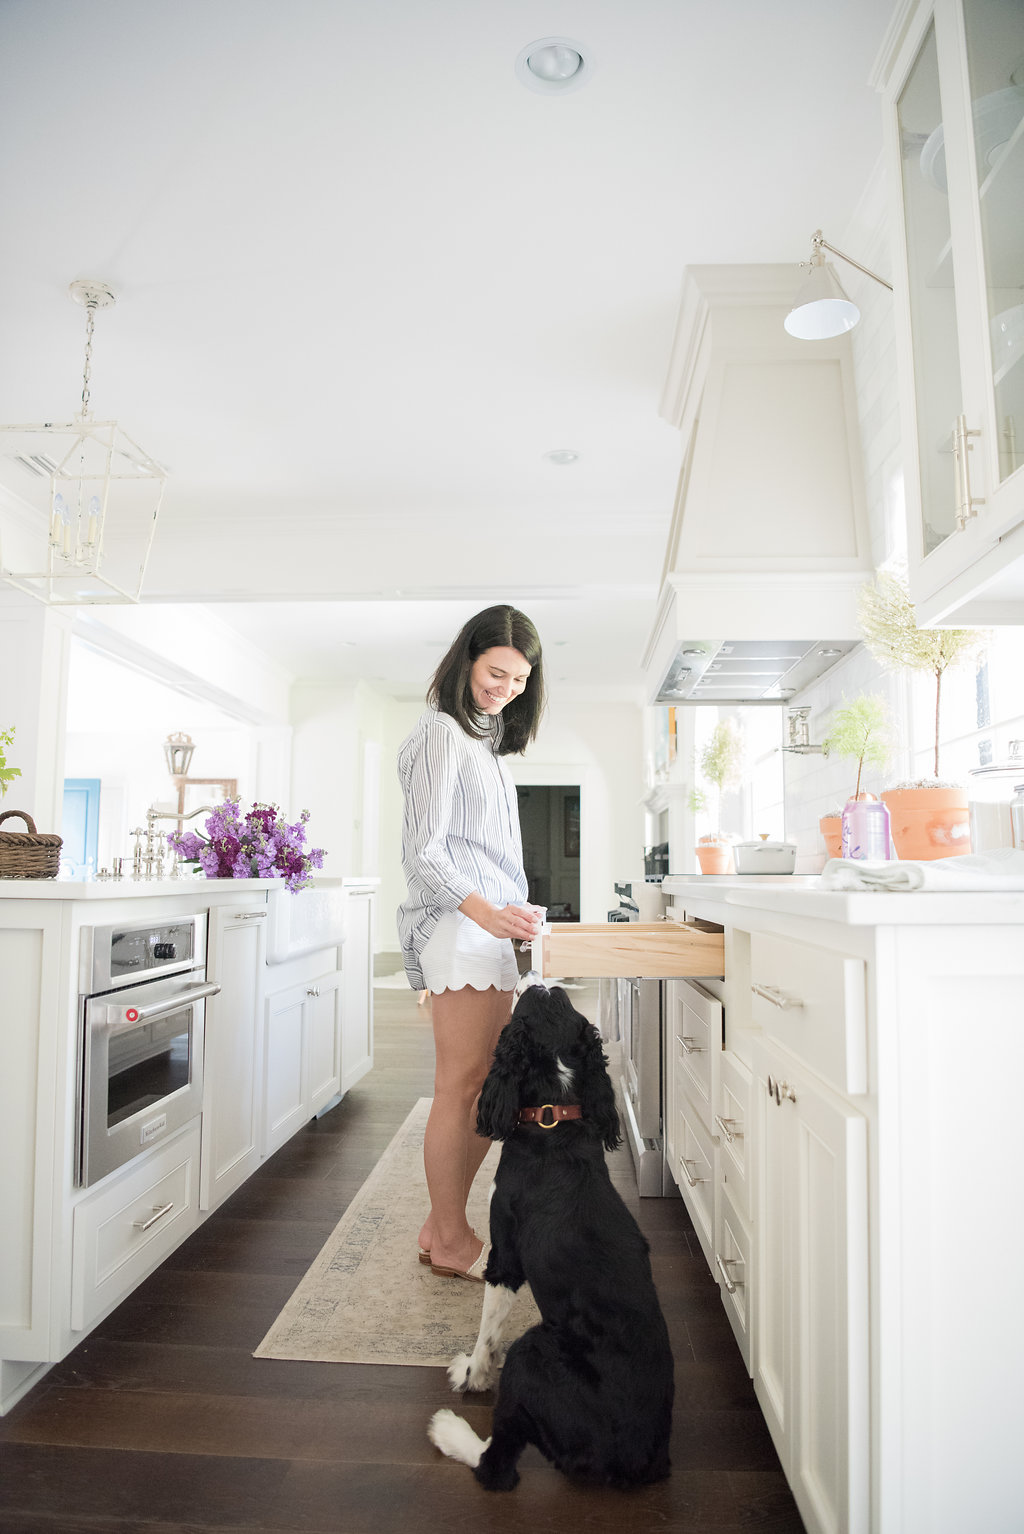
819;815;843;860
696;842;734;875
880;786;971;861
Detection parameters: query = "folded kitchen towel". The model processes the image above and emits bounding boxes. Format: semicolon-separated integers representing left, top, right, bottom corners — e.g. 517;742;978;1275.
819;846;1024;892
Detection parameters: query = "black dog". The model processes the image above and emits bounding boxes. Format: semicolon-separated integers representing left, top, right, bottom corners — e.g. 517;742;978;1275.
428;983;674;1490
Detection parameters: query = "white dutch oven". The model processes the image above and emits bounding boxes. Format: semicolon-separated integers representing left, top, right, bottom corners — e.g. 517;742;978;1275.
733;840;797;875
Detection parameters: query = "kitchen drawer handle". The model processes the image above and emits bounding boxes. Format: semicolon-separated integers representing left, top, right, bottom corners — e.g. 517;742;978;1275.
677;1034;705;1055
766;1075;797;1106
715;1253;744;1294
715;1113;743;1143
231;910;266;921
306;985;321;998
751;982;803;1010
680;1157;708;1188
132;1201;174;1232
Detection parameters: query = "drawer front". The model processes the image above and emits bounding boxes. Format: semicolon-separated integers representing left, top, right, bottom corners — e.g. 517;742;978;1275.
72;1122;201;1332
716;1185;752;1373
541;921;724;979
666;978;721;1135
717;1049;752;1222
672;1097;716;1270
750;932;866;1095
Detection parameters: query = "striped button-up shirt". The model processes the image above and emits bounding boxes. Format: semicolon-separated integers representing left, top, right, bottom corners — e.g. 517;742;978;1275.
397;707;528;989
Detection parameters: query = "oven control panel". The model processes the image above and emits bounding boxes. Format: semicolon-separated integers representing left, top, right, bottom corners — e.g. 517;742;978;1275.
82;914;207;993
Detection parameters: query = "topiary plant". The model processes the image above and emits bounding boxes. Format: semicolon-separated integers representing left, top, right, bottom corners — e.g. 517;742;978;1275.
696;718;744;841
858;570;984;781
821;693;895;803
0;726;21;798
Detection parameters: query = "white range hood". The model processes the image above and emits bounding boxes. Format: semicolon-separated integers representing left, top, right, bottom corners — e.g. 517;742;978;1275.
644;265;872;706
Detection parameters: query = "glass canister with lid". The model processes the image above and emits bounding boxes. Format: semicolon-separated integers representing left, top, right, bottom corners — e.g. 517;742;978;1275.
968;741;1024;851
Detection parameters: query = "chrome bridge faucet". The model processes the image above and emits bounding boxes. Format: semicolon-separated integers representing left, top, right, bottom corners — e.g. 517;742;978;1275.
132;803;219;880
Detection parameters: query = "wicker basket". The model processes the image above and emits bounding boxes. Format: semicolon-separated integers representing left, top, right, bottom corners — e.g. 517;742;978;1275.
0;810;63;880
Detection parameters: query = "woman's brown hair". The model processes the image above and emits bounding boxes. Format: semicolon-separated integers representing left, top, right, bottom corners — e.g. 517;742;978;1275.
427;605;545;755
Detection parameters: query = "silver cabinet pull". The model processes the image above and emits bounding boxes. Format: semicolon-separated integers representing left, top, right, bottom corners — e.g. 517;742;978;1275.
677;1034;705;1055
306;985;321;998
715;1114;742;1143
680;1157;708;1188
231;910;266;921
952;414;985;529
716;1253;744;1294
132;1201;174;1232
752;982;803;1010
767;1075;797;1106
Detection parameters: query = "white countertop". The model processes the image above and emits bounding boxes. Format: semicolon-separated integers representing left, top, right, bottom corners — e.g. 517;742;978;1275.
0;874;379;901
662;873;1024;926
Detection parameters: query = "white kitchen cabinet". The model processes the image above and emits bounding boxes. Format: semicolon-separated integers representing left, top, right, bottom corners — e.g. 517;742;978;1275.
879;0;1024;623
201;902;267;1211
262;969;342;1157
340;884;375;1094
0;903;64;1362
751;1034;869;1534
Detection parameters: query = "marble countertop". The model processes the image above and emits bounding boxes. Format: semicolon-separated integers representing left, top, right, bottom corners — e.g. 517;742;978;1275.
662;873;1024;926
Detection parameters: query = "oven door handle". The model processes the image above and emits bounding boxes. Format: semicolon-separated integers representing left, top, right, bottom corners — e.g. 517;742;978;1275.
106;980;221;1031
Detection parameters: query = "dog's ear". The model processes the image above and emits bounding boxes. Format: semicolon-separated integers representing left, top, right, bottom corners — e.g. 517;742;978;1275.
576;1018;622;1151
476;1014;530;1141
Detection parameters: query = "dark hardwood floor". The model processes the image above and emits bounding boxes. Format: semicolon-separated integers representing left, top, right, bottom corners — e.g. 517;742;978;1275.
0;982;804;1533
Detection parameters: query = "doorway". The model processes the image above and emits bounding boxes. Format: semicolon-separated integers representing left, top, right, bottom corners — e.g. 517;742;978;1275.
516;784;581;922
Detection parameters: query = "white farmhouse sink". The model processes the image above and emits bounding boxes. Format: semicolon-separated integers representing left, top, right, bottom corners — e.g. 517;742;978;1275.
266;878;347;964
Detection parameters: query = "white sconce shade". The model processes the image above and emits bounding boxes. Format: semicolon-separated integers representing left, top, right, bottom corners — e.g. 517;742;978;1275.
784;230;893;341
784;259;860;339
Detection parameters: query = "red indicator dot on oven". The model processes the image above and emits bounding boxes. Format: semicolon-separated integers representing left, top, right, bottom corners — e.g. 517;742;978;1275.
125;1008;139;1022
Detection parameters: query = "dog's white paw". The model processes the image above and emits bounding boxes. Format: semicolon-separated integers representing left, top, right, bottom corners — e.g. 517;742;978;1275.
428;1408;490;1467
447;1349;495;1393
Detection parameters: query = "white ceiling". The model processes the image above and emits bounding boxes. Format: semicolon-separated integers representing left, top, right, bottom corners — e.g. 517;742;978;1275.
0;0;894;702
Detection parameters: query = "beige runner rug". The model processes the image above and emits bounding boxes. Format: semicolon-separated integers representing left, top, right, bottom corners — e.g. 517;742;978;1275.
253;1097;540;1367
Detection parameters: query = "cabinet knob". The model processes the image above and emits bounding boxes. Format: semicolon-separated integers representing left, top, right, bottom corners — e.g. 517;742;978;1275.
306;985;320;998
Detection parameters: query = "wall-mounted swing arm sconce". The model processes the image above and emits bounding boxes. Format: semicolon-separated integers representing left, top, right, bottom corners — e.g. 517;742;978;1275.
784;229;893;340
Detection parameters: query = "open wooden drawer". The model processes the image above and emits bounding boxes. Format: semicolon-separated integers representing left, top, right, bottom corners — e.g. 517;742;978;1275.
535;921;725;979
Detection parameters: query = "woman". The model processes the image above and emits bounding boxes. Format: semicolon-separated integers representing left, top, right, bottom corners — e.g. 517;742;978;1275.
398;605;545;1281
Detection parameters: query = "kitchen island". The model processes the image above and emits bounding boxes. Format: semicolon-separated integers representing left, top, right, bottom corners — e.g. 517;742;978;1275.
537;875;1024;1534
0;875;376;1415
665;874;1024;1534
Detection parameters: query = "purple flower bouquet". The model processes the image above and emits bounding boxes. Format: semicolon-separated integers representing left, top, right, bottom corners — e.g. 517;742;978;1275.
168;799;325;892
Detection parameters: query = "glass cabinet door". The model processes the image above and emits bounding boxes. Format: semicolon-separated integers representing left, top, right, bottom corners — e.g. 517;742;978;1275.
898;20;965;555
961;0;1024;487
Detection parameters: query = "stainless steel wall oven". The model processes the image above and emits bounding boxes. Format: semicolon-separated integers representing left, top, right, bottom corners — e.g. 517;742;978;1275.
76;914;219;1187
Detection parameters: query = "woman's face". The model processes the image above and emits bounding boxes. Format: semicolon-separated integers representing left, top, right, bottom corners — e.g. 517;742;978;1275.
469;646;532;714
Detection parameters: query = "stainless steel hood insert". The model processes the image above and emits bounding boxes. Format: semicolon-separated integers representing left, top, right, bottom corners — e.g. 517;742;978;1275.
656;638;856;705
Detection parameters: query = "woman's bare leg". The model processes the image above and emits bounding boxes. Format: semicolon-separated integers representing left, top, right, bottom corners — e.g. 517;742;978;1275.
418;985;513;1272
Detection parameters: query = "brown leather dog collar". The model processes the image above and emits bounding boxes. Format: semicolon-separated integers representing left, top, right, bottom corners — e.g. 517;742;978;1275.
519;1103;583;1128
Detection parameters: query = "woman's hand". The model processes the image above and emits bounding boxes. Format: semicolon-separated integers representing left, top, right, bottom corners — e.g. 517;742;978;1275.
458;893;543;942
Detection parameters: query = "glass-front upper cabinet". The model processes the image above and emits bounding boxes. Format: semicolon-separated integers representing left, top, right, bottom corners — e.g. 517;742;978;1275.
881;0;1024;624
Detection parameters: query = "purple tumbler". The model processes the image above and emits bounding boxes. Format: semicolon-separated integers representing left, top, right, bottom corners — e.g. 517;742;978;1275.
841;797;893;861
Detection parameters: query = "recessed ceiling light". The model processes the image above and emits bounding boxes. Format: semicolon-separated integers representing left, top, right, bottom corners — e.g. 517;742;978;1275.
515;37;593;95
543;448;580;465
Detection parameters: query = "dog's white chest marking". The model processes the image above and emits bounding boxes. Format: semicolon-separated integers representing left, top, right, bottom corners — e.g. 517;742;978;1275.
555;1056;575;1091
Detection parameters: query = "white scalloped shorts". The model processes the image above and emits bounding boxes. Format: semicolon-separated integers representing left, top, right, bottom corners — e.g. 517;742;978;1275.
418;911;519;994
